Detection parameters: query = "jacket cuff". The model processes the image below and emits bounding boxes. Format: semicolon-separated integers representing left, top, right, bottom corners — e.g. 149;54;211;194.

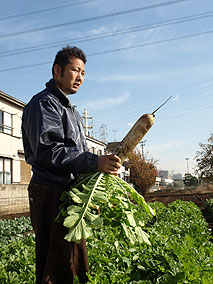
87;152;98;172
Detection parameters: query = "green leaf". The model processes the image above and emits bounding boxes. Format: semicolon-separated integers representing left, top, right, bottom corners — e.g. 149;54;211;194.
121;223;137;244
69;191;83;204
126;211;137;227
67;205;84;214
85;211;103;226
135;226;151;245
92;190;108;202
63;173;104;242
112;175;156;217
64;219;91;243
63;213;80;228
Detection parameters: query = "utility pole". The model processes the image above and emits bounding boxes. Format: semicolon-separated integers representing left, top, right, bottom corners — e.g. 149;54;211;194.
82;109;93;136
99;124;107;144
140;140;147;159
112;129;118;142
185;157;189;174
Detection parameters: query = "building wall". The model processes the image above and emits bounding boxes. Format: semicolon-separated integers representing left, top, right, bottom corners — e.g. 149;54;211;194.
20;159;31;184
158;170;173;179
0;93;31;185
0;184;29;216
86;136;105;156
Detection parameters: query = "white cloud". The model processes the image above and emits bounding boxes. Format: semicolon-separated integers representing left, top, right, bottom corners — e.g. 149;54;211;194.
87;64;213;84
89;26;109;35
173;93;180;103
0;20;52;48
147;140;186;157
82;91;130;111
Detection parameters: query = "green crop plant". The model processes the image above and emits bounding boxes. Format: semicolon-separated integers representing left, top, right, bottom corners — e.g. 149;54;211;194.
56;172;156;245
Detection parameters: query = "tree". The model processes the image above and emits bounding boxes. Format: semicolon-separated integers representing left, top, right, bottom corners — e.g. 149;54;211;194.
127;150;158;195
183;173;198;187
195;133;213;184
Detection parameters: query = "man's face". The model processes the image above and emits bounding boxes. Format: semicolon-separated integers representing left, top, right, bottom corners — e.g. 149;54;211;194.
54;56;85;94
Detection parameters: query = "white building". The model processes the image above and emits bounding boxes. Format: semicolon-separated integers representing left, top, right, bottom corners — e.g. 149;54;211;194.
172;173;183;180
158;170;174;188
0;90;31;185
158;170;173;179
86;135;105;156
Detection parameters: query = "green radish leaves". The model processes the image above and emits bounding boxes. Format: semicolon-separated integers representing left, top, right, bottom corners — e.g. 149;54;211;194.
57;172;155;245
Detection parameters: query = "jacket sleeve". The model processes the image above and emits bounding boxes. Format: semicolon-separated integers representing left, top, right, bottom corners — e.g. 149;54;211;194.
23;97;98;175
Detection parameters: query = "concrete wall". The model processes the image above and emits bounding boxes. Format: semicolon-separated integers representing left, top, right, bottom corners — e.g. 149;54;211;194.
145;185;213;209
0;184;29;216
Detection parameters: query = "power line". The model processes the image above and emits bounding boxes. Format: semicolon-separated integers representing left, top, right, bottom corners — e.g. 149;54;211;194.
0;0;99;21
0;28;212;73
1;10;212;58
92;80;213;134
105;103;213;136
92;85;213;119
158;103;213;122
92;79;213;118
0;61;52;73
93;91;213;122
92;90;213;125
88;29;213;57
0;0;190;40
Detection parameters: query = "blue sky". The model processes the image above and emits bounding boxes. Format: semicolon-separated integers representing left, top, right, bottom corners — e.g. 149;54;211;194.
0;0;213;176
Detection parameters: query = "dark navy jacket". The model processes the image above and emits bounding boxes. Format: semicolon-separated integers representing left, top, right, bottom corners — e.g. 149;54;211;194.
22;79;98;187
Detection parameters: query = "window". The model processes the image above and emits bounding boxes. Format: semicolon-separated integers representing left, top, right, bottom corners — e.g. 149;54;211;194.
0;157;12;184
89;147;95;154
0;111;2;131
0;110;12;135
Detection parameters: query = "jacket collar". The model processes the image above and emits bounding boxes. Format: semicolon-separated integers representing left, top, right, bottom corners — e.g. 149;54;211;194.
45;79;72;108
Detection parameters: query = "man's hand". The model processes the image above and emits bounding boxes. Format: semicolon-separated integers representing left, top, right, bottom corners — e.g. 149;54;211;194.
97;154;121;175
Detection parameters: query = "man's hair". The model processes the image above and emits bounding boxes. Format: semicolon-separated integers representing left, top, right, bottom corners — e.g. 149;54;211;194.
52;45;87;77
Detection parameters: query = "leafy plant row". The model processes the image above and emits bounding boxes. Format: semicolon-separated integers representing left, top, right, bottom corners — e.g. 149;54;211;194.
86;200;213;283
0;200;212;284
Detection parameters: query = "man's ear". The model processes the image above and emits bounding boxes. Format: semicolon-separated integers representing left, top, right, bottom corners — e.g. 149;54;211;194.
53;64;61;78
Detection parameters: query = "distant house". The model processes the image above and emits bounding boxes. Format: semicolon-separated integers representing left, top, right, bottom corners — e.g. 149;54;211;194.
86;135;106;156
0;90;31;185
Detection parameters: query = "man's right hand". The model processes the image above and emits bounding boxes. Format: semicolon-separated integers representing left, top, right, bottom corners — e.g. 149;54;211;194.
97;154;121;175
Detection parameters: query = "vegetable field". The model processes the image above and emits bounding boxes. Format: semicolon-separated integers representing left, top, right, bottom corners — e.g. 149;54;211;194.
0;200;212;284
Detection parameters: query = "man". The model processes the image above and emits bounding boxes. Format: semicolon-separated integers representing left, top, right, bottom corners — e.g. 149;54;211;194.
22;46;121;284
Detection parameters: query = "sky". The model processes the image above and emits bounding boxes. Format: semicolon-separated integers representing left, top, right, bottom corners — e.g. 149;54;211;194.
0;0;213;176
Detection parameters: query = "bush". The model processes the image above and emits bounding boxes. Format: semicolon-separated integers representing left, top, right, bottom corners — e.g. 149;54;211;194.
205;198;213;217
